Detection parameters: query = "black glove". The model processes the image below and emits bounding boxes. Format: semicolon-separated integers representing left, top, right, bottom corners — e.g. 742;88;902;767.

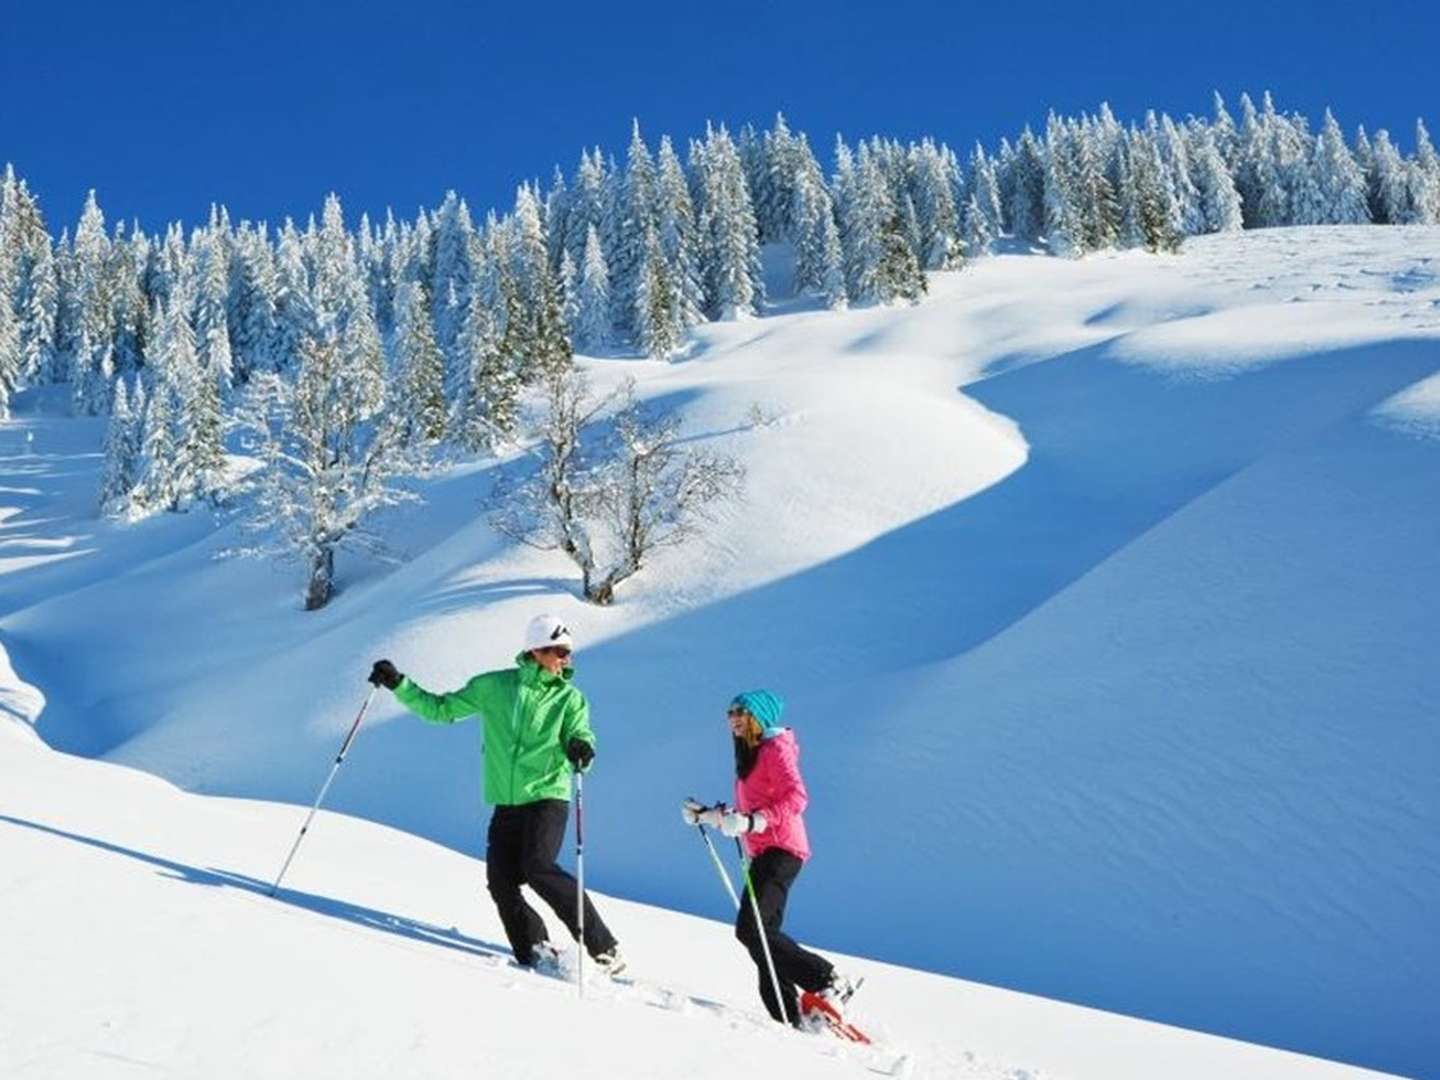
565;737;595;769
368;659;403;690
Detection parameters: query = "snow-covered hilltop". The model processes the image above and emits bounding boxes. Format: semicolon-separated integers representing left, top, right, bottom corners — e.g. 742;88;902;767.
3;225;1438;1078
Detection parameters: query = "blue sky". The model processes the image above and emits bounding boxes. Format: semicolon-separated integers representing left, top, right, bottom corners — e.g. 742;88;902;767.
4;0;1436;235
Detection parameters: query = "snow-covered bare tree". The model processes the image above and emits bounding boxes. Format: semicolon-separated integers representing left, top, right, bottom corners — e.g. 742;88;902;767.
490;369;743;605
232;339;416;611
589;383;745;604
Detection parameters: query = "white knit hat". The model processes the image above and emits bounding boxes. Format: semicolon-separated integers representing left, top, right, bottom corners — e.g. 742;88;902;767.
523;613;574;652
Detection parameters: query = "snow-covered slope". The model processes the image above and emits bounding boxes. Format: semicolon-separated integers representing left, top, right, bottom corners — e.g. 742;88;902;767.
0;729;1396;1080
3;227;1438;1077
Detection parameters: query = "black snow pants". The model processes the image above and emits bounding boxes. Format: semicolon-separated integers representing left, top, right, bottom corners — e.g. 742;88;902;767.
734;846;834;1025
486;798;617;966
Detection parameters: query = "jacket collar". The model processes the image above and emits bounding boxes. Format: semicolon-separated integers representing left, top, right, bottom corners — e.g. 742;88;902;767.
515;652;575;688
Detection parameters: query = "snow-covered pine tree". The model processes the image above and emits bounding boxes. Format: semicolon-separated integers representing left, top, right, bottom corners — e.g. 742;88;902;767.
1233;93;1272;227
393;280;446;446
962;191;995;259
839;143;892;301
610;121;659;339
105;224;149;382
21;227;58;385
829;134;858;277
545;165;571;272
1009;127;1048;244
1288;135;1331;226
564;149;609;273
0;169;20;411
968;144;1004;248
909;139;962;269
1367;130;1415;224
132;368;178;515
1263;99;1312;227
0;251;17;417
900;193;924;269
876;204;927;304
533;256;574;381
70;190;115;415
228;224;279;381
1155;114;1204;236
817;208;847;310
1211;91;1240;168
309;194;385;422
1412;119;1440;224
192;231;234;390
1184;121;1244;233
271;219;314;375
98;376;140;513
791;164;836;296
1074;118;1120;251
1043;115;1084;257
1115;140;1146;250
757;112;800;244
430;190;476;389
695;124;764;319
453;292;518;451
634;223;682;359
560;249;580;343
994;137;1017;233
163;283;227;508
1129;132;1183;253
656;135;705;335
0;168;59;389
50;229;80;384
494;255;536;384
575;223;611;352
1314;110;1370;224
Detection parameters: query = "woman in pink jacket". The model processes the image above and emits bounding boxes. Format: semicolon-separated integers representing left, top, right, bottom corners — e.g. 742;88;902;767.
684;689;854;1026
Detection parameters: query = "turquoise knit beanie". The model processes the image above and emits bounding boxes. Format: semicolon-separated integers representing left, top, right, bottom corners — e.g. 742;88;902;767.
730;689;786;736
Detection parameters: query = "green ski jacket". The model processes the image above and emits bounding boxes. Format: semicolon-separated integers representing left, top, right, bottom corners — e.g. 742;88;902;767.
394;653;595;806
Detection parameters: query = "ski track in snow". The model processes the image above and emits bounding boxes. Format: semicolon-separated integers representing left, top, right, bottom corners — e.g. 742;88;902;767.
2;226;1438;1079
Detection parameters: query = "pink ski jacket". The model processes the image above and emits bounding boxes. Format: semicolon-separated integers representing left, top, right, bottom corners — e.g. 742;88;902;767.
733;729;811;862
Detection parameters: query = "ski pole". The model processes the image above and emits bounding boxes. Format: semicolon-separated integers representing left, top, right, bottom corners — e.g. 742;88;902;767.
574;766;585;999
269;685;377;897
735;836;790;1027
692;814;741;909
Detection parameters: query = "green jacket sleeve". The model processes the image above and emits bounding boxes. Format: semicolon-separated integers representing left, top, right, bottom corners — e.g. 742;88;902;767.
394;673;489;725
560;690;596;756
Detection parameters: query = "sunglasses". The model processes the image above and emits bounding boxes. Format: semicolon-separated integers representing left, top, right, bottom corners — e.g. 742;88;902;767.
727;707;749;718
540;646;572;659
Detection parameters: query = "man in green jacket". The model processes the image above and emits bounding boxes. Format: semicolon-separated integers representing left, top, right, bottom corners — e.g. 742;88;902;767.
369;614;624;975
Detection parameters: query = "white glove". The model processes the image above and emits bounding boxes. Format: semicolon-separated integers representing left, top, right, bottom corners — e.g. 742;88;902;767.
720;809;767;837
680;798;706;826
